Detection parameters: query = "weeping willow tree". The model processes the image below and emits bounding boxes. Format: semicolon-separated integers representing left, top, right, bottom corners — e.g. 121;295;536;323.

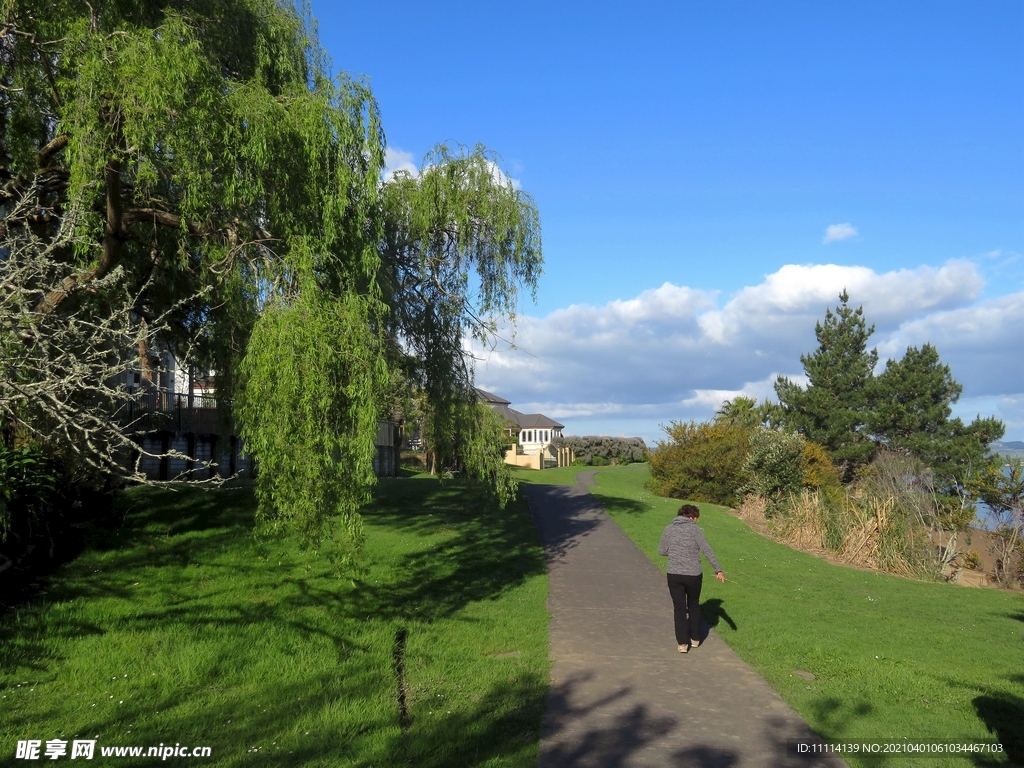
380;144;541;505
2;2;541;546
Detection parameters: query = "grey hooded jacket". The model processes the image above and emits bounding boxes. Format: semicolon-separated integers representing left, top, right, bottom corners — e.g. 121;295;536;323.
657;517;722;576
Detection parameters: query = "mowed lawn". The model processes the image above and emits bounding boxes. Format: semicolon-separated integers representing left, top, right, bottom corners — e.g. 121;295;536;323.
1;476;549;767
514;464;1024;768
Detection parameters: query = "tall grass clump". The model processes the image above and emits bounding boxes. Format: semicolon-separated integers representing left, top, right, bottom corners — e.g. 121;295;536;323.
739;447;975;581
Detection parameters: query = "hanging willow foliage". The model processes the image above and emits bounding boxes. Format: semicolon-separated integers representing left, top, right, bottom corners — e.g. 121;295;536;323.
2;2;541;547
380;144;542;483
237;291;388;547
2;0;384;395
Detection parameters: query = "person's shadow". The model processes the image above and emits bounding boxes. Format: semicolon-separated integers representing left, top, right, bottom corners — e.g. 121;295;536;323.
701;598;737;632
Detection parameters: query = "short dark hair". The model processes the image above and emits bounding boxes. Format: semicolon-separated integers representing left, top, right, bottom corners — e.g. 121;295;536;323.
677;504;700;519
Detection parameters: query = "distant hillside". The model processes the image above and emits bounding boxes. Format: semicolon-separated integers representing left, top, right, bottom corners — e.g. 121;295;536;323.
990;440;1024;459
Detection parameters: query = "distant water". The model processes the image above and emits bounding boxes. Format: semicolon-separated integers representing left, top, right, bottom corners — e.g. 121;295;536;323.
974;505;999;532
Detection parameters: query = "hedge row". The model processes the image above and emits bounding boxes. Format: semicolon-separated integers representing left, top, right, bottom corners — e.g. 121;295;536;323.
551;435;648;465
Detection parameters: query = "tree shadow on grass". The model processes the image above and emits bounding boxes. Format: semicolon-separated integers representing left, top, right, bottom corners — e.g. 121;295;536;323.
972;688;1024;766
4;656;546;767
938;664;1024;766
538;672;844;768
351;478;548;623
1;477;549;700
968;613;1024;765
0;484;260;676
591;494;649;517
804;697;874;741
12;476;545;626
1;477;556;766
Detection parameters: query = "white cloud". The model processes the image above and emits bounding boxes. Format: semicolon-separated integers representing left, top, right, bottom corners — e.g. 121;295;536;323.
384;146;417;179
877;291;1024;396
823;222;858;244
471;259;1022;444
951;393;1024;444
683;374;797;411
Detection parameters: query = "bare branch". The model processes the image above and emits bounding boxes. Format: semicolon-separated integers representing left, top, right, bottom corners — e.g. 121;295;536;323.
2;183;220;485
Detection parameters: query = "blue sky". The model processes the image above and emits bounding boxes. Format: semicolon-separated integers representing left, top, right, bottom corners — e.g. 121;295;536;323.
313;1;1024;444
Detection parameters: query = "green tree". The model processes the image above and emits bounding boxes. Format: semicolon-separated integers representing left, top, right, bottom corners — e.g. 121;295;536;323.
775;291;877;480
378;144;541;485
1;2;540;546
2;0;384;389
869;343;1002;486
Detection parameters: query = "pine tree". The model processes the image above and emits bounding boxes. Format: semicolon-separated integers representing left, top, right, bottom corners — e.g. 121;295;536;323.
871;344;961;449
870;343;1003;487
775;291;877;480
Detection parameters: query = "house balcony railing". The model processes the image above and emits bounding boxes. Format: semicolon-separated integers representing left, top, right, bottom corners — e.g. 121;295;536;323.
118;390;229;435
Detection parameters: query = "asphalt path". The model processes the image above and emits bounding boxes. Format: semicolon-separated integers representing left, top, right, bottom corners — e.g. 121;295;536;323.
525;473;847;768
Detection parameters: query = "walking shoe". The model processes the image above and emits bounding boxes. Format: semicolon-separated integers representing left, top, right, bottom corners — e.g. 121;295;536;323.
678;644;688;653
691;638;701;648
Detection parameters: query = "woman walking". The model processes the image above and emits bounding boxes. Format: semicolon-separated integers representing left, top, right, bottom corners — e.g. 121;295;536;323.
658;504;724;653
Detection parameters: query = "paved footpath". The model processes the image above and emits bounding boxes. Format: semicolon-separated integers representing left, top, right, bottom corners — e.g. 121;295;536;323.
525;474;847;768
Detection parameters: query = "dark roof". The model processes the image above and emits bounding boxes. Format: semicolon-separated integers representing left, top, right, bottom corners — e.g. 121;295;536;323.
488;403;522;424
513;410;564;429
475;387;511;405
477;388;564;430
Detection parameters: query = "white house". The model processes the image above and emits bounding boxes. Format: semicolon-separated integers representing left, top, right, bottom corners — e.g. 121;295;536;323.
476;389;564;468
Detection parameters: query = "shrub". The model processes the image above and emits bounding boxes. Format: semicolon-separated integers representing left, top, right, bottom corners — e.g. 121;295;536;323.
0;445;57;545
648;421;751;507
741;487;923;578
743;429;805;511
969;460;1024;588
0;443;116;599
551;436;648;466
803;440;841;491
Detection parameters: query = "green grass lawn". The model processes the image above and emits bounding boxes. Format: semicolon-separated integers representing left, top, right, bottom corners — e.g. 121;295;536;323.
567;465;1024;767
1;476;549;767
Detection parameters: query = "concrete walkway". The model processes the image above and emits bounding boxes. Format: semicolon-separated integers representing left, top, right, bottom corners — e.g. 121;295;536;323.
525;474;847;768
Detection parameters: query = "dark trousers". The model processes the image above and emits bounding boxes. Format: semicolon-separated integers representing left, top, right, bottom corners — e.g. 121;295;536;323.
667;573;703;645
